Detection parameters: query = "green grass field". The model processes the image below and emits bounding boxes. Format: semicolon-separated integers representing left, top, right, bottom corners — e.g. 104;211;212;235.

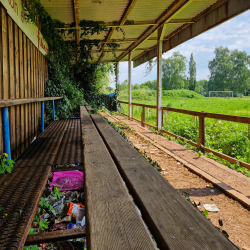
119;89;250;177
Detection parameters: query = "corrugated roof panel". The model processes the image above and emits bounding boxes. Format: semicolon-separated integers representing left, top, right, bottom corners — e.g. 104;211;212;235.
81;30;107;40
102;51;123;60
80;0;129;23
122;55;129;61
128;0;174;22
111;26;150;40
91;52;101;59
40;0;74;23
118;42;134;48
132;50;144;60
136;40;157;49
164;23;184;37
61;32;75;41
173;0;219;19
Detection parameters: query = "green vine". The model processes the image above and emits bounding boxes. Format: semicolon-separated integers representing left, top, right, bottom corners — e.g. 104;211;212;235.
22;0;129;118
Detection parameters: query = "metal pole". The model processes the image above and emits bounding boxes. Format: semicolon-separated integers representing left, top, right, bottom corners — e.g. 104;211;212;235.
52;100;55;121
2;107;11;160
156;25;166;130
128;52;133;120
41;101;44;132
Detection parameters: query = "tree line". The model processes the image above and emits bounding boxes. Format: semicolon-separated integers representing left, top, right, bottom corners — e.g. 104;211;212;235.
119;46;250;96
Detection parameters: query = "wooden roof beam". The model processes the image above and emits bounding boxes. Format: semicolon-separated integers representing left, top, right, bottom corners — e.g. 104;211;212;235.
55;19;194;30
133;0;229;63
97;0;137;63
73;0;80;44
116;0;195;62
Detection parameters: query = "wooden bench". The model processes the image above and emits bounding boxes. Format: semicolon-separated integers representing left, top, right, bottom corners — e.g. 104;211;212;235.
85;106;94;113
0;165;51;249
80;106;157;250
91;114;238;250
0;119;84;249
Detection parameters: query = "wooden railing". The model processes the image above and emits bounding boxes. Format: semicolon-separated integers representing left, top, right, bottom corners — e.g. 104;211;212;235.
0;97;62;108
118;100;250;171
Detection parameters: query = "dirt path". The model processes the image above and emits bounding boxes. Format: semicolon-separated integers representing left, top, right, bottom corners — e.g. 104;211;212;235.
101;112;250;250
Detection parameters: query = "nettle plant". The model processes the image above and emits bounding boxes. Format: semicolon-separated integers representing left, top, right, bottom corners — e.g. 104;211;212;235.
0;154;15;175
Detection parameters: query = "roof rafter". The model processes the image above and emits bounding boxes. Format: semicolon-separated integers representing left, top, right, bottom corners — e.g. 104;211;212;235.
133;0;229;62
55;19;194;30
97;0;138;63
73;0;80;44
116;0;196;62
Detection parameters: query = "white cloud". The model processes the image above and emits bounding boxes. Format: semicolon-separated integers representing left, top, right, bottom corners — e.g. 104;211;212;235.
110;10;250;88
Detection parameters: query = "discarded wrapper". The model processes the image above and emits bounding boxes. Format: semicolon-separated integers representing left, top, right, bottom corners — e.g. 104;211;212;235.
55;215;71;224
67;201;85;218
203;204;220;212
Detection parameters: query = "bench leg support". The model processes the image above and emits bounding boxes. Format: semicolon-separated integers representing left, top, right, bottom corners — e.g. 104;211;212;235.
2;107;11;160
52;100;55;121
41;101;44;132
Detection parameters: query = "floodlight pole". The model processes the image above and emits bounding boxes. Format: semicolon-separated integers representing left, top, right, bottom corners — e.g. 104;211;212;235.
156;25;166;130
128;52;133;120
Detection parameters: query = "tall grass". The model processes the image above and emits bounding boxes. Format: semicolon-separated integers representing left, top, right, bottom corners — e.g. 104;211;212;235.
119;89;250;176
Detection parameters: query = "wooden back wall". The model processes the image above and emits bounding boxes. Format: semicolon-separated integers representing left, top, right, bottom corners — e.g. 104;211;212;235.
0;6;46;159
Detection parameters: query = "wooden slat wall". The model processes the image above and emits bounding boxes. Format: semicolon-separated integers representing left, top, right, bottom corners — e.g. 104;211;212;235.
0;7;46;159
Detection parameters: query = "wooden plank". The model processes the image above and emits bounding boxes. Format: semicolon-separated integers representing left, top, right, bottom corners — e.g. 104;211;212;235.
0;8;3;155
27;39;32;144
80;107;156;250
23;33;29;149
34;47;37;137
2;7;8;100
25;228;86;245
120;101;250;124
0;7;2;102
14;23;20;157
8;16;16;159
35;48;38;136
19;28;25;152
0;97;62;107
91;114;238;250
163;107;250;124
30;43;35;142
42;56;45;97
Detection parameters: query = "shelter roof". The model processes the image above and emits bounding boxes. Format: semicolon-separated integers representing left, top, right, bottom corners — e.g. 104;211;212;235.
39;0;250;66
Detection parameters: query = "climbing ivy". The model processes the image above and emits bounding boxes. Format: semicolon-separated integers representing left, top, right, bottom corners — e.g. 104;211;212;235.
22;0;127;119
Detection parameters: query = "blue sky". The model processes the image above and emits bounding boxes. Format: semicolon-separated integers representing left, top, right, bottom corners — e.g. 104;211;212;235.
110;9;250;88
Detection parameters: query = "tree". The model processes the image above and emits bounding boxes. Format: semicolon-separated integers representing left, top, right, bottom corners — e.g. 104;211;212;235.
162;51;187;90
208;47;250;94
140;80;157;90
195;80;208;94
119;79;128;92
188;53;196;91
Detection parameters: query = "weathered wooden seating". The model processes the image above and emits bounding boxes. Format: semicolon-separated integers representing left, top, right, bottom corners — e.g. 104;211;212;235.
88;112;238;250
81;106;157;250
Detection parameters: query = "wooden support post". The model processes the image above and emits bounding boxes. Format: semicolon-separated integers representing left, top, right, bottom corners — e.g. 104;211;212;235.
161;108;164;128
156;25;166;130
115;62;119;90
198;112;205;150
141;106;145;127
128;52;133;119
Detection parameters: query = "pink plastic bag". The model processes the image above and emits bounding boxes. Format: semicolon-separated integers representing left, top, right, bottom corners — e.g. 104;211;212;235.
50;171;84;191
